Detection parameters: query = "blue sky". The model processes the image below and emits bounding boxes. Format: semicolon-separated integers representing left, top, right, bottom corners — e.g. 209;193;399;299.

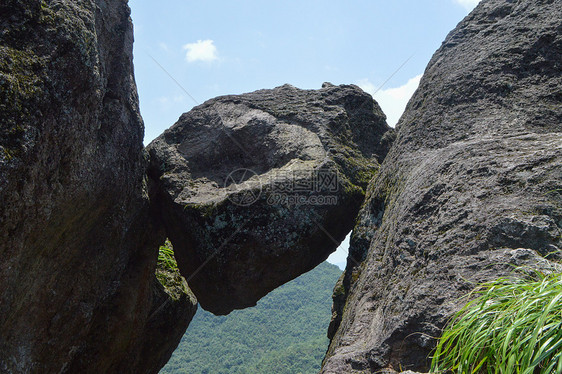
129;0;480;269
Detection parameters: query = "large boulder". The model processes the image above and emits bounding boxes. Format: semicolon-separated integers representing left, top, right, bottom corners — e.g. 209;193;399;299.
147;83;394;314
0;1;195;373
323;0;562;372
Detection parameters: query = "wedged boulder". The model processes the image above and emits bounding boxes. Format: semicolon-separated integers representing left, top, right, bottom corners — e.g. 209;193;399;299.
0;1;194;373
148;83;394;314
323;0;562;372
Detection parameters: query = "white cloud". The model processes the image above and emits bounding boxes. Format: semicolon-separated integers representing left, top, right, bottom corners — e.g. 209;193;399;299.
358;74;422;127
155;95;186;108
183;39;218;63
454;0;481;11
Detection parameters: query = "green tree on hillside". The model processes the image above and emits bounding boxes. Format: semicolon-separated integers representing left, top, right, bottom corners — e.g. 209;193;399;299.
160;262;342;374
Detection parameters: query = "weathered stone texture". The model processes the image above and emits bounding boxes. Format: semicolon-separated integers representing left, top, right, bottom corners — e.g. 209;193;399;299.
147;84;394;314
323;0;562;372
0;1;195;373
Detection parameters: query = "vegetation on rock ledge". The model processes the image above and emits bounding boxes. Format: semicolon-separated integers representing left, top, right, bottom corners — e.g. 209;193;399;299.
431;270;562;374
156;240;188;302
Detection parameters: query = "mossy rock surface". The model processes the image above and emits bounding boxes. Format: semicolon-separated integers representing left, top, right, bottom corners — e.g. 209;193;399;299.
0;1;190;373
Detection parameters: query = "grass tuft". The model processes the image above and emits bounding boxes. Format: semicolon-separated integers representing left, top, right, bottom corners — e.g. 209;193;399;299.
431;270;562;374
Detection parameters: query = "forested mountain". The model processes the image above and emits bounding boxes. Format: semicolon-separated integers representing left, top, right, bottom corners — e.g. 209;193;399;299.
160;262;342;374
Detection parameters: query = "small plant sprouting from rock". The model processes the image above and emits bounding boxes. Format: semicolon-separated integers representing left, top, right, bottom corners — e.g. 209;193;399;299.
431;270;562;374
158;239;178;272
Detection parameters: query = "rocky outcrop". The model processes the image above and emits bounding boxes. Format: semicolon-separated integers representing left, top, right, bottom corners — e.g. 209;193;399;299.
5;0;560;372
147;84;394;314
0;1;195;373
323;0;562;373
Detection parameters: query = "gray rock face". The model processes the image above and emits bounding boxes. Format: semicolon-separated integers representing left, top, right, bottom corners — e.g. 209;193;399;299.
0;1;195;373
323;0;562;372
148;84;394;314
